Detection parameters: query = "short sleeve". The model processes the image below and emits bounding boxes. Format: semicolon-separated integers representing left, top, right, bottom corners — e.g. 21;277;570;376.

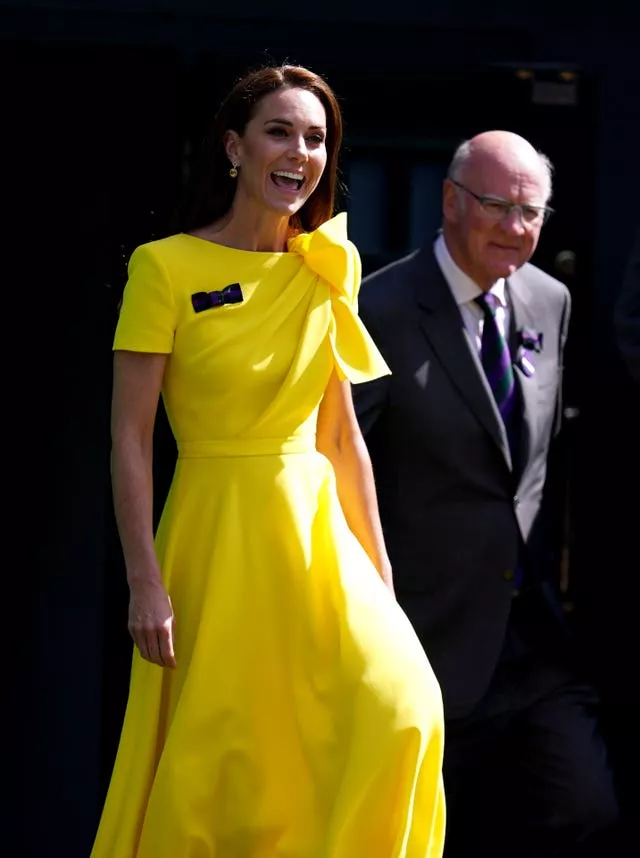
113;243;177;353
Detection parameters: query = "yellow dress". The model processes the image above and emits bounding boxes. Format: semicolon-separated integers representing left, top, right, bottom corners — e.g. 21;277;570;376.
92;213;445;858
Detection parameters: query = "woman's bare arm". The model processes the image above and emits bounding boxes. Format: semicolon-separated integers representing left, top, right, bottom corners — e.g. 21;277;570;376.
316;370;394;593
111;350;176;667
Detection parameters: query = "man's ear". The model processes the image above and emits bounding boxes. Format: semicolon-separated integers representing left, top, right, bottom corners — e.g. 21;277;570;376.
443;179;461;224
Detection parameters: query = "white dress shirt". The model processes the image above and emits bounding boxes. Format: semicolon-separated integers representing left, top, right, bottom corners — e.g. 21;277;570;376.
433;234;510;354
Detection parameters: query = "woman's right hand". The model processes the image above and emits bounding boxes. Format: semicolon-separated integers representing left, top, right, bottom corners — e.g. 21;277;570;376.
128;579;177;668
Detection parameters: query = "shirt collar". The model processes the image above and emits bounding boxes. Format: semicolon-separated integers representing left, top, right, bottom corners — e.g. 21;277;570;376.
434;233;506;308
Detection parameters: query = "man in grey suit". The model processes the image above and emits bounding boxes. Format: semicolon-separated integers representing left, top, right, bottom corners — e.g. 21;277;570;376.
615;226;640;385
354;131;619;857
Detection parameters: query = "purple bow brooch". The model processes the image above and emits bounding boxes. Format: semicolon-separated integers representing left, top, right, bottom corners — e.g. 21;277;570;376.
191;283;243;313
516;327;543;377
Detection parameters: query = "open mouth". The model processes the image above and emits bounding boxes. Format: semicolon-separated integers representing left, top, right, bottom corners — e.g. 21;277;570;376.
271;170;305;192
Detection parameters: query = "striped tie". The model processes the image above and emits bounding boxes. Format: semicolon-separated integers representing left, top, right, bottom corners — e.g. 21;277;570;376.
476;293;524;589
474;292;515;425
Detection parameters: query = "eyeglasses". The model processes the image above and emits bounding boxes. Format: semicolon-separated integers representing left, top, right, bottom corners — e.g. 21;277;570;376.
450;179;554;226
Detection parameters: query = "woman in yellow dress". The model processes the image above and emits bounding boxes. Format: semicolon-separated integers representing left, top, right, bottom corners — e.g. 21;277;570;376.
92;64;445;858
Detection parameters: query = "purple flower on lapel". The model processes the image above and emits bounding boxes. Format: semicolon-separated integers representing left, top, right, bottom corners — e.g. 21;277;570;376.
516;327;543;377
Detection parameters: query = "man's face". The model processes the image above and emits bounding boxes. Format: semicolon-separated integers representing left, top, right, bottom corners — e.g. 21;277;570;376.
442;152;550;290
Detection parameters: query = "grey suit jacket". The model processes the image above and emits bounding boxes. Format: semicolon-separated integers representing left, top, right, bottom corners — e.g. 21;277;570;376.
615;226;640;386
354;243;571;718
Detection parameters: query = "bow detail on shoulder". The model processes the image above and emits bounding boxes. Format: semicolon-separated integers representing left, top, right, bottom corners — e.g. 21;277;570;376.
289;213;390;384
288;213;358;305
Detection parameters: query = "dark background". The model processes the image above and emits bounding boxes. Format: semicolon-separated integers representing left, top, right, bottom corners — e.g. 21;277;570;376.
3;1;639;854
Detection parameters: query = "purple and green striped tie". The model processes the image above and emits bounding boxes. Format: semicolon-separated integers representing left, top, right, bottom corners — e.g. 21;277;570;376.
474;292;515;425
475;292;524;588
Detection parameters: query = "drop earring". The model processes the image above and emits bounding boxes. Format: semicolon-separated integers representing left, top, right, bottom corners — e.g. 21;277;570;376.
229;163;239;178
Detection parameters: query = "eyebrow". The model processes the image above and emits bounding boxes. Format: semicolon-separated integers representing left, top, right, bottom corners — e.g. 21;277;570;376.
264;118;326;131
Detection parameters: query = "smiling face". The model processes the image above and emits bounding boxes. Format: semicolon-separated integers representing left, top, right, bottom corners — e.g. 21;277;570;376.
442;136;550;290
224;86;328;220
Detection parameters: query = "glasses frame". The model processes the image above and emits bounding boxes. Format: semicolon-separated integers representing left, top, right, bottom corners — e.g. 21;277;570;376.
449;179;554;226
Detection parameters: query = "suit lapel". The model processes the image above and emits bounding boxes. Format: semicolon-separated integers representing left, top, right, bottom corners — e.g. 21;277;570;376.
414;247;511;468
506;270;539;469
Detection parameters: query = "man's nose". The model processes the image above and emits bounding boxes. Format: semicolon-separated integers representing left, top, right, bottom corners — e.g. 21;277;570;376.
502;207;526;234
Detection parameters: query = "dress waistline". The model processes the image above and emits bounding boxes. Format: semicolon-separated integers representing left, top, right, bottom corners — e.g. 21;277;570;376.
177;437;316;458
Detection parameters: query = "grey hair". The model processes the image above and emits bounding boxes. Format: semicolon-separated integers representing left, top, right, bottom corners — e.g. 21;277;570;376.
447;138;554;203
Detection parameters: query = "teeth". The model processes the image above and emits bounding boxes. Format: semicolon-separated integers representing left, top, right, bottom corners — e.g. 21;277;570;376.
273;171;304;182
